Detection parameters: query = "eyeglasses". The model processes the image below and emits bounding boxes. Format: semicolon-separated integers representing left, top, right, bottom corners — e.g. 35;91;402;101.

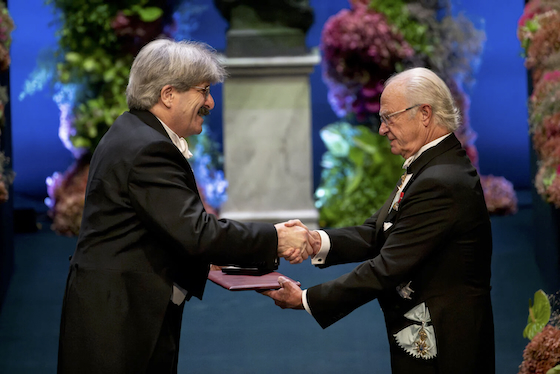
379;104;421;125
193;85;210;99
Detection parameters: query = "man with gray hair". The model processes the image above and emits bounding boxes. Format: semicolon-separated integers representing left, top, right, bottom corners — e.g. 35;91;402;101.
264;67;495;373
57;38;315;374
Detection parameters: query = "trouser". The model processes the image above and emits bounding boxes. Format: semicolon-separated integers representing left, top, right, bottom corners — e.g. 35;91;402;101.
146;301;185;374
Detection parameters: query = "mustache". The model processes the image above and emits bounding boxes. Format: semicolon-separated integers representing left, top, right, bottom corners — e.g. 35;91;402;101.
198;107;210;116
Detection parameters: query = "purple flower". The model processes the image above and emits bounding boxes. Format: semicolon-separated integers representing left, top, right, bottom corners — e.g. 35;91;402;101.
320;6;414;121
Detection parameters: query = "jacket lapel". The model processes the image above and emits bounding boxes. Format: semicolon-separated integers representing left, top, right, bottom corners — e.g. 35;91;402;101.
128;109;200;196
374;133;462;239
375;185;399;239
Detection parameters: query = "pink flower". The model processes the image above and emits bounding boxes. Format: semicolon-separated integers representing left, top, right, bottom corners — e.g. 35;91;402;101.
518;0;547;28
464;144;479;168
518;325;560;374
0;177;7;204
546;171;560;209
525;11;560;73
534;161;560;208
111;11;130;30
543;70;560;83
46;159;90;236
480;175;518;215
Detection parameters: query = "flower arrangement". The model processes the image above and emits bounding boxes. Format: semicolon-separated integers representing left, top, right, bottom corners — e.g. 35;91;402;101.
45;158;89;236
518;0;560;208
518;0;560;83
480;175;518;215
0;0;14;205
518;290;560;374
321;4;414;122
23;0;227;234
317;0;515;227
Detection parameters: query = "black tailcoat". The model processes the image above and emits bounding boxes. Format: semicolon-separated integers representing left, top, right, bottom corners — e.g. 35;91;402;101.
58;110;278;373
307;134;495;374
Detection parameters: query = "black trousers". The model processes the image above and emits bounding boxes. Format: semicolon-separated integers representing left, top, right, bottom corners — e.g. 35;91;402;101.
146;301;185;374
390;344;438;374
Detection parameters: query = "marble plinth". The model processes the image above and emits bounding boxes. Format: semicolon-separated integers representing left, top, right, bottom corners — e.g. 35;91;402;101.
220;53;320;228
226;29;308;57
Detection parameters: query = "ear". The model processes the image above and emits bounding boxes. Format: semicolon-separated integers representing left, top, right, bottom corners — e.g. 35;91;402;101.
160;85;174;108
420;104;432;127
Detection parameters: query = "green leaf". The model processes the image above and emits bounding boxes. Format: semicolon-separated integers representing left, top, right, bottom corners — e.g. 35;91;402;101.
65;52;82;64
525;19;540;33
82;58;97;72
348;146;364;167
547;365;560;374
137;7;163;22
543;169;557;188
345;167;364;194
87;125;98;139
320;127;350;157
72;136;91;149
103;68;116;82
59;71;71;83
523;290;551;340
353;126;380;155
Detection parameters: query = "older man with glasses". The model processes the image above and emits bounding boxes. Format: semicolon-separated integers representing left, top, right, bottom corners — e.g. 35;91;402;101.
264;67;495;374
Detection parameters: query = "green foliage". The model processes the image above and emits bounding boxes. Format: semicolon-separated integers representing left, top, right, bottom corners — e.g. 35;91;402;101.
64;53;131;151
369;0;434;57
315;122;402;228
47;0;119;54
44;0;163;154
547;365;560;374
72;81;129;150
523;290;552;340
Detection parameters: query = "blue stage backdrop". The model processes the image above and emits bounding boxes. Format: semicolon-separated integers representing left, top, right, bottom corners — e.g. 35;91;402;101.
9;0;529;205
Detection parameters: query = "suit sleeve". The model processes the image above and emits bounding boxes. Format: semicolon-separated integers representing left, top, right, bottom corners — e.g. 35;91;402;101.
308;170;464;328
127;140;277;265
320;210;380;266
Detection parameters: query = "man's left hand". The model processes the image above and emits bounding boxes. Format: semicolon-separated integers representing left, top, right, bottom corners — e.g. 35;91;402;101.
261;276;304;309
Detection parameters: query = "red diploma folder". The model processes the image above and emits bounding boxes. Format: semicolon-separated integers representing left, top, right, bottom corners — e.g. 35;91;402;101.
208;270;301;291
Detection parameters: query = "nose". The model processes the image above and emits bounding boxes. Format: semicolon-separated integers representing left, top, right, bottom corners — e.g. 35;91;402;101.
379;121;389;136
205;93;215;110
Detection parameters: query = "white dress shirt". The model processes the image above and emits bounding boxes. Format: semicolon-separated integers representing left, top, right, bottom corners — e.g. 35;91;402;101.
157;117;193;305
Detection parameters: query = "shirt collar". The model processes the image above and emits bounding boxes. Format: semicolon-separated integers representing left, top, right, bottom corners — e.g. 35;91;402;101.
402;133;451;171
155;116;193;159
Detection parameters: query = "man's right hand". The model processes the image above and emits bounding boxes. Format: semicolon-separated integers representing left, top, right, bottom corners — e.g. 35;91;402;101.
283;219;322;256
274;220;315;264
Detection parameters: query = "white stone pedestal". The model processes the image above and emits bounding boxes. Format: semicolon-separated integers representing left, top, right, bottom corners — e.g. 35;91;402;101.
220;52;320;229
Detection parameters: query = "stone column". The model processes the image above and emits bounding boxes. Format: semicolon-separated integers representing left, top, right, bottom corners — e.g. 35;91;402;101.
220;53;320;228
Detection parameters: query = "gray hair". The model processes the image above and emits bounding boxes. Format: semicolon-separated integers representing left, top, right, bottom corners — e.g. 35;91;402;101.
126;39;227;110
385;67;461;131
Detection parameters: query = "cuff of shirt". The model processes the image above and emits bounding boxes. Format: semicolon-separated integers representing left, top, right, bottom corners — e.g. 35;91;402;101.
311;230;331;266
302;289;313;316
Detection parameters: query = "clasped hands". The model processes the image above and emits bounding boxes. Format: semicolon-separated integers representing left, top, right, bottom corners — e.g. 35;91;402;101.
265;220;321;310
274;219;320;264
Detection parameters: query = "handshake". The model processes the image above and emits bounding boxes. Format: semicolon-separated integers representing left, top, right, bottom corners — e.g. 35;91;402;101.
274;219;321;264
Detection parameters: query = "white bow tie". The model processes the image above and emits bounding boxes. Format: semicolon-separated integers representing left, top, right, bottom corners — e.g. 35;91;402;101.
177;137;193;160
